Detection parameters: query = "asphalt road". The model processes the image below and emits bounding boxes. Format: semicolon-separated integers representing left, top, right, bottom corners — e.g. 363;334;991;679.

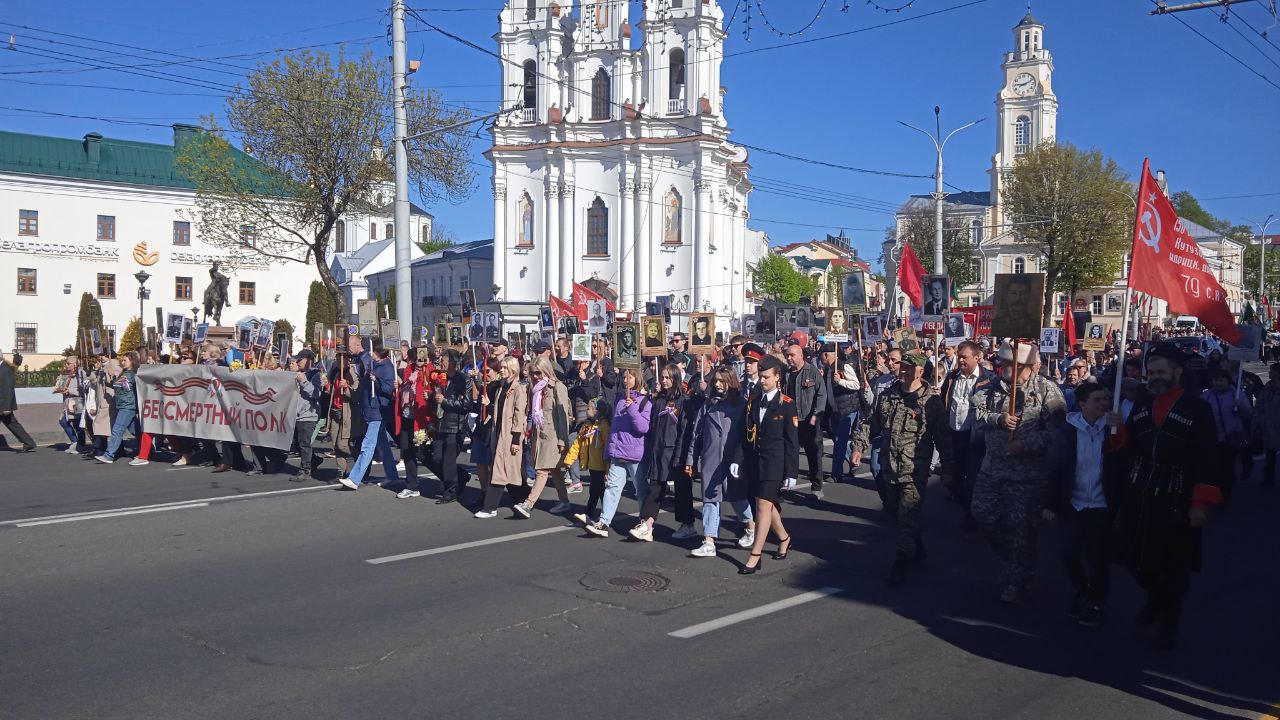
1;434;1277;719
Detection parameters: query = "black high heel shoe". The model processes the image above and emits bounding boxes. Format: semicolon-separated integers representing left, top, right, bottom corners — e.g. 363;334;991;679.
772;535;792;560
739;553;763;575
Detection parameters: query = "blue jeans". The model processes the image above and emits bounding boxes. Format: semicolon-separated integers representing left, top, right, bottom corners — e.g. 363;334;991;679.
104;407;137;460
830;411;859;482
600;460;645;525
702;499;753;538
59;412;82;445
348;419;399;486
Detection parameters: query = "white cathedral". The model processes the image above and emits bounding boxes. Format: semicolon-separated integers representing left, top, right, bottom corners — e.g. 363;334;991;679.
486;0;768;331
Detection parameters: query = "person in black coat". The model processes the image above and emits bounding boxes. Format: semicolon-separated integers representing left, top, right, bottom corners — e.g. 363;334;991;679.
0;349;36;452
740;355;799;574
428;349;474;504
630;365;694;541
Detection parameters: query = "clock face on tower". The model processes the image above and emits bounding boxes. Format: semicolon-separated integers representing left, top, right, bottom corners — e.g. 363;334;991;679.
1011;73;1037;96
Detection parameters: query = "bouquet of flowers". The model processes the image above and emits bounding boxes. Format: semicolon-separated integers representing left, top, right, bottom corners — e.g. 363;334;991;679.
229;359;244;371
413;429;429;447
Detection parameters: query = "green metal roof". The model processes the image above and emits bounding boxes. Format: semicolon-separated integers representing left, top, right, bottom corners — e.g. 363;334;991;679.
0;124;264;191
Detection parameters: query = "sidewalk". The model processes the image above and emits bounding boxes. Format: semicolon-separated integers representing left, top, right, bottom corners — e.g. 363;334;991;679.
0;403;72;449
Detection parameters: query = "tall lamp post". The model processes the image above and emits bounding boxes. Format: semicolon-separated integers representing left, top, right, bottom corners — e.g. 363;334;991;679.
898;107;984;274
134;270;150;344
1252;214;1277;303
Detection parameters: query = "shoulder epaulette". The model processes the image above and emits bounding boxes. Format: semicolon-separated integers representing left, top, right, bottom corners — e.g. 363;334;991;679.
781;394;794;403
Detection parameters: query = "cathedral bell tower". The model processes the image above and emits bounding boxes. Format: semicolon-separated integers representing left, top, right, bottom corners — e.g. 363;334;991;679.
990;10;1057;226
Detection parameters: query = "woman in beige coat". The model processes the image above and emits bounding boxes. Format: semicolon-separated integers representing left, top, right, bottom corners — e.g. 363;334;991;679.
475;356;528;518
514;355;572;518
81;354;112;458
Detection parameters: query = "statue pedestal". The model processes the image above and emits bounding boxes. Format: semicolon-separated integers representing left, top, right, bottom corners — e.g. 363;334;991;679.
202;326;236;344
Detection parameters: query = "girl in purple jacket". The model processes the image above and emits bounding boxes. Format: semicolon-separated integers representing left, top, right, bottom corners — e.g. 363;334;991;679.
583;369;651;537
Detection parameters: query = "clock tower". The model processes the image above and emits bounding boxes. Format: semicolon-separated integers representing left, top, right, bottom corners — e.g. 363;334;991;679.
990;10;1057;225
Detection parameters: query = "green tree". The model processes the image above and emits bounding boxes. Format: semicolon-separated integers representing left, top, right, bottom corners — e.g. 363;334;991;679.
273;318;295;347
752;254;818;303
385;284;397;321
304;280;339;345
118;317;143;354
1003;142;1134;324
417;222;457;255
75;292;104;354
176;49;474;319
888;208;980;290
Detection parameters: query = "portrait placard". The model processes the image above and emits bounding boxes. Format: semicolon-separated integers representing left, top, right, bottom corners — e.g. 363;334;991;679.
612;322;641;368
435;322;449;345
861;314;884;344
459;288;477;323
823;307;850;343
688;313;715;355
991;273;1046;340
1039;327;1061;355
922;274;950;322
586;300;609;333
380;319;400;344
842;271;867;310
539;306;554;332
641;316;667;357
943;313;967;346
1082;323;1107;351
163;312;186;345
571;334;592;361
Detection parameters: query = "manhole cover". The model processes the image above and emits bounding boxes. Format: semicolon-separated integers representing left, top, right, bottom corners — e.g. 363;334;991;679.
579;570;670;593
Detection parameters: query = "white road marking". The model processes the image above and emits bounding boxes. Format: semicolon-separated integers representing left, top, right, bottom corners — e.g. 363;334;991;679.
669;587;844;639
366;526;575;564
15;503;211;527
1;484;336;527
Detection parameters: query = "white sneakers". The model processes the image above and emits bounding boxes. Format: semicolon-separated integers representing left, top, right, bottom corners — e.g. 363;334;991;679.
584;520;610;537
129;458;149;467
474;509;498;519
737;531;756;549
690;541;717;558
395;489;420;500
64;446;78;455
629;523;654;542
172;457;188;467
337;476;359;490
94;455;113;464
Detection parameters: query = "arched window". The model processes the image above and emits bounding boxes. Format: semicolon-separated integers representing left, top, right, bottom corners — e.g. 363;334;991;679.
517;192;534;248
522;60;537;116
1014;116;1031;155
369;223;377;241
1013;256;1026;274
385;222;394;240
421;225;429;244
669;48;686;102
591;68;611;121
525;0;536;20
586;197;609;256
334;220;345;252
970;217;983;244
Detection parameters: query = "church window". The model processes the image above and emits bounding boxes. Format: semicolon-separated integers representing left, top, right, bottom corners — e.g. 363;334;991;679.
970;217;983;244
522;60;537;116
525;0;536;20
517;192;535;248
1014;116;1030;155
385;222;394;240
591;68;611;121
369;223;377;241
662;188;683;245
1013;256;1025;274
586;197;609;256
669;48;686;101
335;220;345;252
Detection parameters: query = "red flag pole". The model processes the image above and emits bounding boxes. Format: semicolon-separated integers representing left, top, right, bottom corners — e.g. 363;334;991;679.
1110;159;1147;430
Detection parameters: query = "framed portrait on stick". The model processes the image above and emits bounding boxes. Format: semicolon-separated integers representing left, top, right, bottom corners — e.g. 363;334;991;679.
1082;323;1107;351
641;316;667;357
922;274;950;321
688;313;715;355
991;273;1046;340
612;322;641;368
823;307;850;342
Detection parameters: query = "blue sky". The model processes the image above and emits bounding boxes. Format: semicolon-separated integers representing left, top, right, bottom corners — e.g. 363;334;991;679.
3;0;1279;268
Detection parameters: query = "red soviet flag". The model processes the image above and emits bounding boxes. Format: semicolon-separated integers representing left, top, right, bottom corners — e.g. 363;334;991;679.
549;294;575;327
1128;159;1241;344
1062;305;1078;350
897;243;926;309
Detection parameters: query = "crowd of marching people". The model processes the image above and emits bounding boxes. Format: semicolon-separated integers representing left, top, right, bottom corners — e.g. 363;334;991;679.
2;317;1273;650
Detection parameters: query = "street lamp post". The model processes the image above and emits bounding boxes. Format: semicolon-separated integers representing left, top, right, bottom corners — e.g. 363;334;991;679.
134;270;150;344
1252;214;1276;302
898;107;984;275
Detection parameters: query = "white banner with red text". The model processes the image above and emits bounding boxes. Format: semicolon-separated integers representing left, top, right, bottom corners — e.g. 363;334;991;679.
136;365;301;450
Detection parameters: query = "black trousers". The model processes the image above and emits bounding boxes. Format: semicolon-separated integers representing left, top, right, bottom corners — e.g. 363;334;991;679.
429;431;464;497
798;419;822;486
951;430;984;530
1;412;36;450
1060;506;1111;607
639;464;695;524
1218;441;1239;500
585;469;606;516
1264;449;1277;487
397;424;420;489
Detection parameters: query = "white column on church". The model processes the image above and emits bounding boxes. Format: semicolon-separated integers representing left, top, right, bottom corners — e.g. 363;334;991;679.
492;181;507;300
545;181;560;299
693;174;711;311
619;177;634;310
561;179;575;300
636;180;651;307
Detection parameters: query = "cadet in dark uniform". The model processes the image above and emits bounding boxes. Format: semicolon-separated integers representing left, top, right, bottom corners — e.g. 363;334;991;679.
740;355;800;575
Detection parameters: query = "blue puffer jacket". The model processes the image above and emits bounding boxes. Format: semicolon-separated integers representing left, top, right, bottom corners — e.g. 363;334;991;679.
356;351;396;425
606;390;651;463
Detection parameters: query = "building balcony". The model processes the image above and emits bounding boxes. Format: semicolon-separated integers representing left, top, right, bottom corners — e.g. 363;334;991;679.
520;107;538;124
666;98;685;116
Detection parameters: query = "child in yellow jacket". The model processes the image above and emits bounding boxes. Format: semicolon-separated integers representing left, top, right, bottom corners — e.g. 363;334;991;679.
566;399;611;523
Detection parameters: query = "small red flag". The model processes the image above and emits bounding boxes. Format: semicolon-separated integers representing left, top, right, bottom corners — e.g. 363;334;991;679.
571;281;615;324
1128;159;1241;344
1062;305;1077;349
897;243;926;309
549;294;575;327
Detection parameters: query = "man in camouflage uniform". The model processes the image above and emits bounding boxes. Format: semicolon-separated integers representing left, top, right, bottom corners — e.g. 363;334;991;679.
856;351;943;586
971;340;1066;603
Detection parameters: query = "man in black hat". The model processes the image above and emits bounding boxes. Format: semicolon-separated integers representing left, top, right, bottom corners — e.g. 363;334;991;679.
1110;344;1221;650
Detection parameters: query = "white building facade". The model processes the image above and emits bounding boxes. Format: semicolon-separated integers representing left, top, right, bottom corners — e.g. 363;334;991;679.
364;239;494;332
0;125;409;365
486;0;758;331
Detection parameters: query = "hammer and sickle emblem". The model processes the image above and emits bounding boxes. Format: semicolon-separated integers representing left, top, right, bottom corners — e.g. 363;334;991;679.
1137;208;1162;255
133;241;159;266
